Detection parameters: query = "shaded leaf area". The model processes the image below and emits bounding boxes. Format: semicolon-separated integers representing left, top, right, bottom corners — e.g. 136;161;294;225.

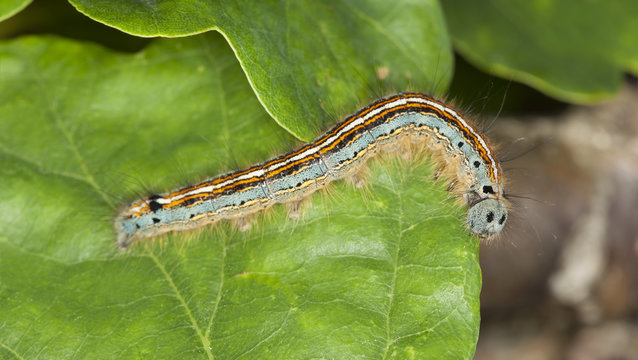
0;0;151;54
0;34;479;359
68;0;453;140
0;0;31;22
443;0;638;103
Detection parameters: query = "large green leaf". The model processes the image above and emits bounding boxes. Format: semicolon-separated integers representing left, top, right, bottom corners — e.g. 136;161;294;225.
0;34;480;358
0;0;31;22
443;0;638;103
68;0;453;140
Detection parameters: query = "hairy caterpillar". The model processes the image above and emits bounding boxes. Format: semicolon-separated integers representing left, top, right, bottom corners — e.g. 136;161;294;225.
116;93;507;248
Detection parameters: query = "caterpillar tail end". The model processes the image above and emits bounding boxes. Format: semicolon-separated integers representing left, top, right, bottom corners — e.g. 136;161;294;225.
115;215;135;250
117;232;133;250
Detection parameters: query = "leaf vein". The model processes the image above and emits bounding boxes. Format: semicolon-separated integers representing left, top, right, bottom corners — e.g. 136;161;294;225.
204;238;227;349
233;307;293;360
0;143;94;191
0;341;26;360
381;173;404;360
31;72;115;209
148;251;214;360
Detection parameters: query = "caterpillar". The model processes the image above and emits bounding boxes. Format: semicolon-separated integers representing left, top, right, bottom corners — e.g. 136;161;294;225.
115;93;507;248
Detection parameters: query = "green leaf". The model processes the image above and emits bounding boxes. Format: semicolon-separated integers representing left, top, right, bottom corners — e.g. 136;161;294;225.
68;0;452;140
0;0;31;22
443;0;638;103
0;34;479;359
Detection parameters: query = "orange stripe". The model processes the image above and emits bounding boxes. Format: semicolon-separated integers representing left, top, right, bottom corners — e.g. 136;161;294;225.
263;95;403;169
164;164;263;198
164;175;264;209
134;94;498;217
440;110;495;179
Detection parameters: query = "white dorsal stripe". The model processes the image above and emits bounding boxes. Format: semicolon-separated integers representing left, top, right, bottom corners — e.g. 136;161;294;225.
157;94;498;205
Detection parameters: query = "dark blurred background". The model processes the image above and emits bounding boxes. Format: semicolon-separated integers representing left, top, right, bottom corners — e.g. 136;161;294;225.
475;80;638;360
3;1;637;359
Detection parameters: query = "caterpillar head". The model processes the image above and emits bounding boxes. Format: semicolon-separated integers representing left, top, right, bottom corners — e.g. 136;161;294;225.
467;198;508;236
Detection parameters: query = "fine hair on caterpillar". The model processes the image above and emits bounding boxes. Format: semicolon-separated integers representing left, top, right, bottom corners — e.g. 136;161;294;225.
115;93;508;248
